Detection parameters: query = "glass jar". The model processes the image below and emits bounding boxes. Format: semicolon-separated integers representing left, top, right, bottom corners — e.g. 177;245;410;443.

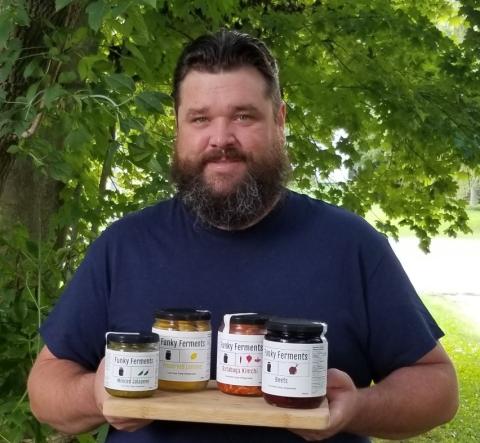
152;308;211;391
262;317;328;409
104;332;159;398
217;313;269;396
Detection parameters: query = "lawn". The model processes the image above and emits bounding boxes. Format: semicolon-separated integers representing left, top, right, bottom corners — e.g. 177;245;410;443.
374;294;480;442
365;207;480;239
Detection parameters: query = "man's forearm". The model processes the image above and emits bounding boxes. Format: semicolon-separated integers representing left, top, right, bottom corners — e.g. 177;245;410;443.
346;360;458;439
28;347;105;434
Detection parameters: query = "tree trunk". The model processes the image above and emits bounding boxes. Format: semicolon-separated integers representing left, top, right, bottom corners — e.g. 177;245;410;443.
469;176;479;207
0;0;83;241
0;157;64;241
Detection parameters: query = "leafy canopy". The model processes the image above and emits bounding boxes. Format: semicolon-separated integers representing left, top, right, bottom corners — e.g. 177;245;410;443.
1;1;479;440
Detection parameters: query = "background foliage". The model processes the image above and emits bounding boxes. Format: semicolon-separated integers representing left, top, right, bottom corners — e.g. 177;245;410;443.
0;0;479;441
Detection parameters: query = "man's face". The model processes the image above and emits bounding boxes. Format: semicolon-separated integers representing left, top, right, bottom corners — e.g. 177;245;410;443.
171;66;289;229
173;66;286;196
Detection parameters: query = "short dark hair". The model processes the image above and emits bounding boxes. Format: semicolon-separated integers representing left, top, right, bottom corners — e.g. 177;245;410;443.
172;29;282;112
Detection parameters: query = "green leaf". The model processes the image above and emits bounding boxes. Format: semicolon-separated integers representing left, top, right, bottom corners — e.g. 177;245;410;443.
14;3;30;26
148;156;164;174
105;73;135;93
42;84;65;108
128;138;152;165
0;15;14;49
76;433;96;443
96;423;109;443
111;2;132;17
55;0;74;11
13;119;30;137
7;145;19;154
14;296;28;322
23;59;39;79
70;26;89;46
119;117;145;133
77;54;105;80
86;0;109;32
65;126;90;150
134;91;170;113
25;81;40;104
125;41;146;62
50;161;74;183
141;0;157;8
58;71;77;84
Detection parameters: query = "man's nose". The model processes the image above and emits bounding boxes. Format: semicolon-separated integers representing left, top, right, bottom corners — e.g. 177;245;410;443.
209;119;235;148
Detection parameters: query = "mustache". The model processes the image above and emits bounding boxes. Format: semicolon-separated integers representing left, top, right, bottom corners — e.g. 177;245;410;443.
201;147;248;166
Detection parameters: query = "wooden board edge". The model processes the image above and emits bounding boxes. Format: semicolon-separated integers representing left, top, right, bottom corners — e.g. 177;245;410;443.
103;397;329;430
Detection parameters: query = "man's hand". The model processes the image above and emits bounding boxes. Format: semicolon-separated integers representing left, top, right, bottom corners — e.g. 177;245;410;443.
290;368;359;441
290;344;458;441
28;346;154;434
94;358;153;432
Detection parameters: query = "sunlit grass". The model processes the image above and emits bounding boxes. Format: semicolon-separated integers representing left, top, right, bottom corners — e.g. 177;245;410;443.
374;294;480;442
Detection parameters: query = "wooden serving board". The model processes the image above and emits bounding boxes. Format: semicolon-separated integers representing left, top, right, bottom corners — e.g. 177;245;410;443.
103;381;329;430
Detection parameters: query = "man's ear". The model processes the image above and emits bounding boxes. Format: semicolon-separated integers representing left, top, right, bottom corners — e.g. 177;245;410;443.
276;101;286;129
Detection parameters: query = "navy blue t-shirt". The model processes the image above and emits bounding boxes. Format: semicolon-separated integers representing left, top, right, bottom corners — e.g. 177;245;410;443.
40;190;443;442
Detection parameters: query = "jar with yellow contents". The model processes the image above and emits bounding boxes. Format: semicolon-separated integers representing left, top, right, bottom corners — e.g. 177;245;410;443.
152;308;211;391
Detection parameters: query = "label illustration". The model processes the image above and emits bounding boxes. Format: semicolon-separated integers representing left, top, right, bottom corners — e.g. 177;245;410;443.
262;340;328;397
104;349;159;391
152;328;211;382
216;331;264;386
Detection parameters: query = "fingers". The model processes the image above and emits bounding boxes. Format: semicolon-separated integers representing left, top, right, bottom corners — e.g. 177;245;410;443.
326;369;359;436
105;416;154;432
288;369;360;441
290;428;328;441
326;368;356;391
94;358;107;412
95;359;153;432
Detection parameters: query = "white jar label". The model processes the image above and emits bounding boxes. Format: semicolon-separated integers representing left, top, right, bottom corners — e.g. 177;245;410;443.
262;340;328;397
216;331;264;386
152;328;211;382
104;349;159;391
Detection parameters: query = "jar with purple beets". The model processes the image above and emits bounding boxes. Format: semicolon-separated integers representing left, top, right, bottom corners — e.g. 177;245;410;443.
262;317;328;409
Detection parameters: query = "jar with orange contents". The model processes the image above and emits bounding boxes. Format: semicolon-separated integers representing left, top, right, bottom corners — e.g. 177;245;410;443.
216;313;269;396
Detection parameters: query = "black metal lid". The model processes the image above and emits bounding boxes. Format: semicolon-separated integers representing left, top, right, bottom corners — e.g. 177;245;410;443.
229;313;269;325
107;332;159;344
266;317;327;335
155;308;211;321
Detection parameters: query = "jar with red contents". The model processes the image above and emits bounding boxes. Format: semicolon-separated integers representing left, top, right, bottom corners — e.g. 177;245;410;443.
216;313;269;396
262;317;328;409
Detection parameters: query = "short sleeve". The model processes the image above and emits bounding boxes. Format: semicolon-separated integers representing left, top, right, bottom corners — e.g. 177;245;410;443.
40;233;111;370
365;240;444;382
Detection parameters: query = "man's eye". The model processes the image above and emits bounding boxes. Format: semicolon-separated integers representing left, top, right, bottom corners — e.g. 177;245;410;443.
192;116;208;123
236;114;251;121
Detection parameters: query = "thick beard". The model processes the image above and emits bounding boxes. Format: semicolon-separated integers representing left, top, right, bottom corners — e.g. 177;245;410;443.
171;141;290;230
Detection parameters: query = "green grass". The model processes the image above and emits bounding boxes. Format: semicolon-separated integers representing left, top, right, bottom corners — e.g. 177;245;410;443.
374;295;480;442
365;207;480;239
465;206;480;236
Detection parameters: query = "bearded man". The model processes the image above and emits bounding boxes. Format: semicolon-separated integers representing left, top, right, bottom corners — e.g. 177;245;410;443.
28;29;458;443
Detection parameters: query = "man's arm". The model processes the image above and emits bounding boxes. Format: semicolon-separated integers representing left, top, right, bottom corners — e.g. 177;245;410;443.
292;342;458;441
347;343;458;439
28;346;152;434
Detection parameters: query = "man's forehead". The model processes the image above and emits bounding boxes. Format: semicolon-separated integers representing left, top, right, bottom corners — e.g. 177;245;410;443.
177;67;271;112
